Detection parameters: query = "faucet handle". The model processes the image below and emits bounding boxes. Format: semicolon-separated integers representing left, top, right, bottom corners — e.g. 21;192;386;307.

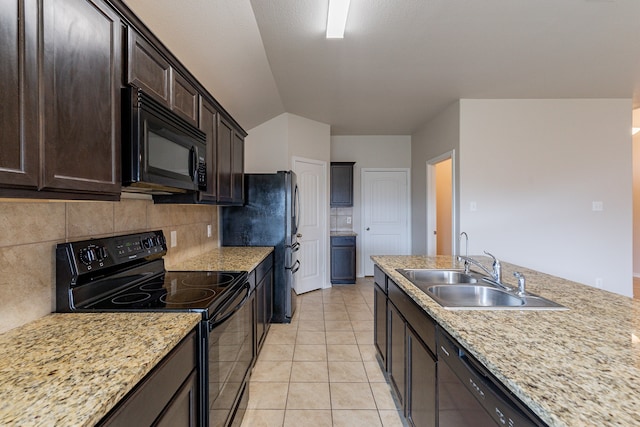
514;272;526;296
483;251;501;282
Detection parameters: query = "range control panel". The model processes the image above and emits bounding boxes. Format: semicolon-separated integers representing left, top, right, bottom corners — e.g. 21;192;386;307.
57;230;167;277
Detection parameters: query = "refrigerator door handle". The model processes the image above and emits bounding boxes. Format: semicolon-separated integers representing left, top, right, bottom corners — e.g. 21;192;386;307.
294;184;301;232
286;259;301;274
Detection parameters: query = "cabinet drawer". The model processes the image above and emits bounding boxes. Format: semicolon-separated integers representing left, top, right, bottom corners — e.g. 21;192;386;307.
331;236;355;247
388;278;436;355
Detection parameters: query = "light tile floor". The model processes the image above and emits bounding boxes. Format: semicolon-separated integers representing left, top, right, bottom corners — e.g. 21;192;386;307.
241;277;405;427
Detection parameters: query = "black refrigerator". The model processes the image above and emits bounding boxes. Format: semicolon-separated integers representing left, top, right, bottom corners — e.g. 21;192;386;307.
221;171;300;323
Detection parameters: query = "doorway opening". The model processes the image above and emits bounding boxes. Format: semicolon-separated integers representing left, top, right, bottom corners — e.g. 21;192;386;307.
426;151;456;256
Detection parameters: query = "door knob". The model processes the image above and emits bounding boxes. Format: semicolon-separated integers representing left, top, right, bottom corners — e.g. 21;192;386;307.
296;233;302;238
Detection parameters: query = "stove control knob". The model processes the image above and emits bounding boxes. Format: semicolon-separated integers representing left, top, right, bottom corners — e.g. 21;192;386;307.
95;246;107;261
79;247;95;265
142;237;153;249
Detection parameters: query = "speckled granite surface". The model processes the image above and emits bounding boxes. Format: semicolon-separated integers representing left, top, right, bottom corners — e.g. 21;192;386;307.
330;231;358;236
172;246;273;272
372;255;640;427
0;312;201;427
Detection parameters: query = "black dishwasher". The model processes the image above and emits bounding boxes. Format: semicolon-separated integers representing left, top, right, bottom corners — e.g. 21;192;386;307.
437;328;547;427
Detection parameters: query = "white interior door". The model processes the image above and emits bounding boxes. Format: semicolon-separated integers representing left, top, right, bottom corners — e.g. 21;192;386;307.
362;169;411;276
292;157;327;293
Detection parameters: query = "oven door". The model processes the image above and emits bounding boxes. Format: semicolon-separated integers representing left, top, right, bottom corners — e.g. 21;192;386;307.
207;282;254;427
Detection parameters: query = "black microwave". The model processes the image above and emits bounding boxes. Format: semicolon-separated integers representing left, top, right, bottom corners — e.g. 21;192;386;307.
122;87;207;194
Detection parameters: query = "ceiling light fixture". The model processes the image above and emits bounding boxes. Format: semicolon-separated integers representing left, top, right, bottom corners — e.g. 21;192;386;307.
326;0;351;39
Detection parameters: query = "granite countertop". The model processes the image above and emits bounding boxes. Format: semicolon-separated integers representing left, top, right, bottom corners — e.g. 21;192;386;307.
0;312;201;427
330;231;358;237
171;246;273;272
372;255;640;427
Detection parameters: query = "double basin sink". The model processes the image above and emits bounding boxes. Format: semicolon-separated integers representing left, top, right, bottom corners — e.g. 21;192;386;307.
396;269;567;310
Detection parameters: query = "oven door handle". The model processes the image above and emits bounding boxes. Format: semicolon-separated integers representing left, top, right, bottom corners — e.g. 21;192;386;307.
286;259;301;274
209;282;250;330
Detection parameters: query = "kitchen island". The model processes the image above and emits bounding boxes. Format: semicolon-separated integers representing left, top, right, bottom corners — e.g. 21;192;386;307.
0;312;201;426
373;255;640;426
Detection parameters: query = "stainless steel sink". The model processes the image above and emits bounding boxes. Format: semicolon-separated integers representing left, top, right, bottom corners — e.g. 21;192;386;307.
396;268;480;284
396;268;568;310
426;285;524;308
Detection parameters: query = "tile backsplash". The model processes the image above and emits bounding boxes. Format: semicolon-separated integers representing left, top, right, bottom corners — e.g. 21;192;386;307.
330;207;353;231
0;197;219;333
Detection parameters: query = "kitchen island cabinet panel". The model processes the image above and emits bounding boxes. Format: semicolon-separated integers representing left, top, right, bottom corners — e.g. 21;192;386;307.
387;299;406;409
374;280;387;369
407;327;436;427
381;274;438;426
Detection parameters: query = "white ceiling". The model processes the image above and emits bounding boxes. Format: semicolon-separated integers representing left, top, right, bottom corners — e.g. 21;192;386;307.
123;0;640;135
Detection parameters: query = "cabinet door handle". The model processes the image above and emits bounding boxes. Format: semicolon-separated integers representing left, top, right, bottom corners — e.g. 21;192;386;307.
366;227;370;231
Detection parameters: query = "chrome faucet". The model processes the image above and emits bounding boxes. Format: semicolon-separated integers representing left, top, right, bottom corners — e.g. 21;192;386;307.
458;251;502;283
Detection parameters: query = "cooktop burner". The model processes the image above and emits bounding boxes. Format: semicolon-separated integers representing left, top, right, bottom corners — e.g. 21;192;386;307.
83;270;246;313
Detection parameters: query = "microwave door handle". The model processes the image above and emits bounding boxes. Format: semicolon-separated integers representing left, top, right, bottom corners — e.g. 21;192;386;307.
189;146;197;180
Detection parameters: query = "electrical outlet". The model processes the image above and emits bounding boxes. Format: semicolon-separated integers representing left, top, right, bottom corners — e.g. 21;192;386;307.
592;201;603;211
595;277;603;288
170;230;177;248
346;216;352;224
470;201;477;212
207;224;212;238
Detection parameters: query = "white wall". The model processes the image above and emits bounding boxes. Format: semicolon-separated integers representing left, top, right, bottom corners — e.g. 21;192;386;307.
244;113;289;172
331;136;412;276
245;113;331;172
459;99;632;296
411;102;461;254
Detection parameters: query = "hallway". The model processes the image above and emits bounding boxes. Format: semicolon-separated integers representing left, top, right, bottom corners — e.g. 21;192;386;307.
241;277;404;427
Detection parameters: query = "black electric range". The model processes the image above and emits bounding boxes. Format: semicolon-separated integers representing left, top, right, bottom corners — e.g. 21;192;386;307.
55;230;247;319
55;230;254;427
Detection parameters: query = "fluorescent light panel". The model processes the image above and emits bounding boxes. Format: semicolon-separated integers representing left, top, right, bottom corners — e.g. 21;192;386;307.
326;0;351;38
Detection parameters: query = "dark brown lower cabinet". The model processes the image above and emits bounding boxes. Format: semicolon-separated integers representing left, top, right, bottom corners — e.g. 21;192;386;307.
330;235;356;284
382;275;437;427
255;255;274;356
407;327;437;427
387;301;406;408
98;330;199;427
373;282;387;369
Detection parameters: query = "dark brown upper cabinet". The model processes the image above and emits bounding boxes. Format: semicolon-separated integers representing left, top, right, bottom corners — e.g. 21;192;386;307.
330;162;355;207
216;115;244;205
127;28;199;126
0;0;39;190
0;0;121;200
196;98;219;203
